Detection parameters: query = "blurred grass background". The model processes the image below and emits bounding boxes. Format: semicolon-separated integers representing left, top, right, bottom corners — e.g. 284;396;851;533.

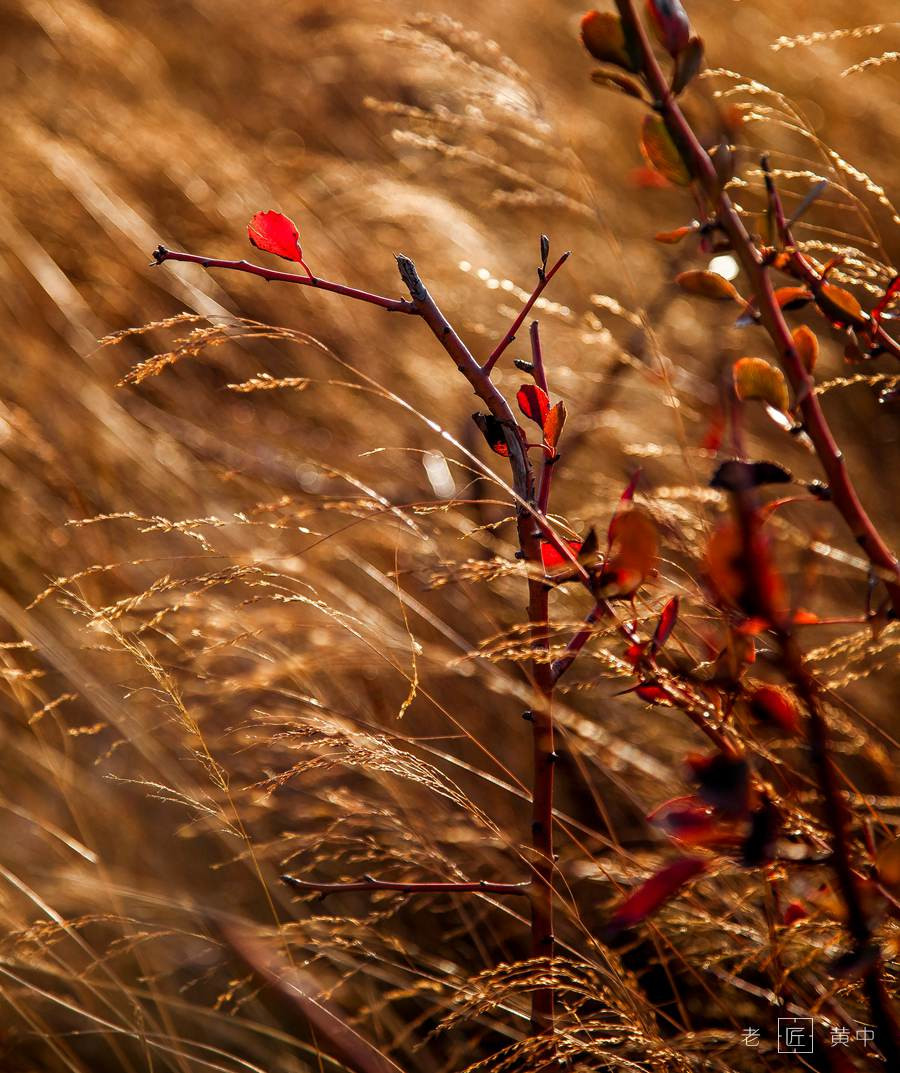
0;2;898;1070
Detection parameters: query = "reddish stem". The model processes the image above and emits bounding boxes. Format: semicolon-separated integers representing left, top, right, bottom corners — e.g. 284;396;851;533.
151;246;414;313
612;2;900;616
482;253;570;374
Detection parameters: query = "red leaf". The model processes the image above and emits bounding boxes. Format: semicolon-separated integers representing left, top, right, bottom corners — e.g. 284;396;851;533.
540;540;583;571
747;684;800;735
645;0;691;56
635;682;669;704
651;596;679;652
543;401;567;450
605;856;707;937
248;210;304;264
782;901;808;926
516;384;551;430
647;797;737;848
598;508;658;599
872;273;900;328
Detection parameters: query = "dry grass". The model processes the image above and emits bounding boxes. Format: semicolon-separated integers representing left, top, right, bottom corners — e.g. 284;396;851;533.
1;2;899;1070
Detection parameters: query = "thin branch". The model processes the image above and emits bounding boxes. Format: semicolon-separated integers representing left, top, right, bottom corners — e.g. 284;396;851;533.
482;253;570;374
281;875;530;896
151;246;415;313
613;0;900;615
551;602;605;684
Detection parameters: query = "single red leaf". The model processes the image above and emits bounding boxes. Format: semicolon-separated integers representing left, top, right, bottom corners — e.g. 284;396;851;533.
634;682;669;704
605;856;707;937
747;684;800;735
540;539;583;571
651;596;679;652
647;797;738;848
598;508;658;599
516;384;551;430
248;210;304;264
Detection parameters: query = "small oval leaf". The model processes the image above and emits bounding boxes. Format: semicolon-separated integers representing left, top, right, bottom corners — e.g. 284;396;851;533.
792;324;819;373
580;11;633;69
733;357;790;411
677;269;740;302
640;114;691;187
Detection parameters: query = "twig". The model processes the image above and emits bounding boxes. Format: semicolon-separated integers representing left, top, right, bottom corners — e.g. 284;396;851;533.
482;253;570;374
151;246;414;313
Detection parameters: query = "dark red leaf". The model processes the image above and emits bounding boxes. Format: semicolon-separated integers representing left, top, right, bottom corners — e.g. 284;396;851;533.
605;856;707;937
651;596;679;652
248;210;304;264
472;412;509;456
645;0;691;55
782;900;808;926
516;384;551;430
634;682;670;704
747;684;800;735
648;797;738;848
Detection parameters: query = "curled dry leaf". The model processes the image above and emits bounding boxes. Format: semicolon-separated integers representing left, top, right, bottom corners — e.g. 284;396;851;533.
733;357;790;412
580;11;634;70
792;324;819;373
645;0;691;56
604;856;708;938
676;269;740;302
704;520;785;620
640;114;691;187
247;210;304;264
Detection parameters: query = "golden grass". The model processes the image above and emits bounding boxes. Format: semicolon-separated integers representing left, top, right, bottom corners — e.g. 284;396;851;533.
1;2;899;1070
